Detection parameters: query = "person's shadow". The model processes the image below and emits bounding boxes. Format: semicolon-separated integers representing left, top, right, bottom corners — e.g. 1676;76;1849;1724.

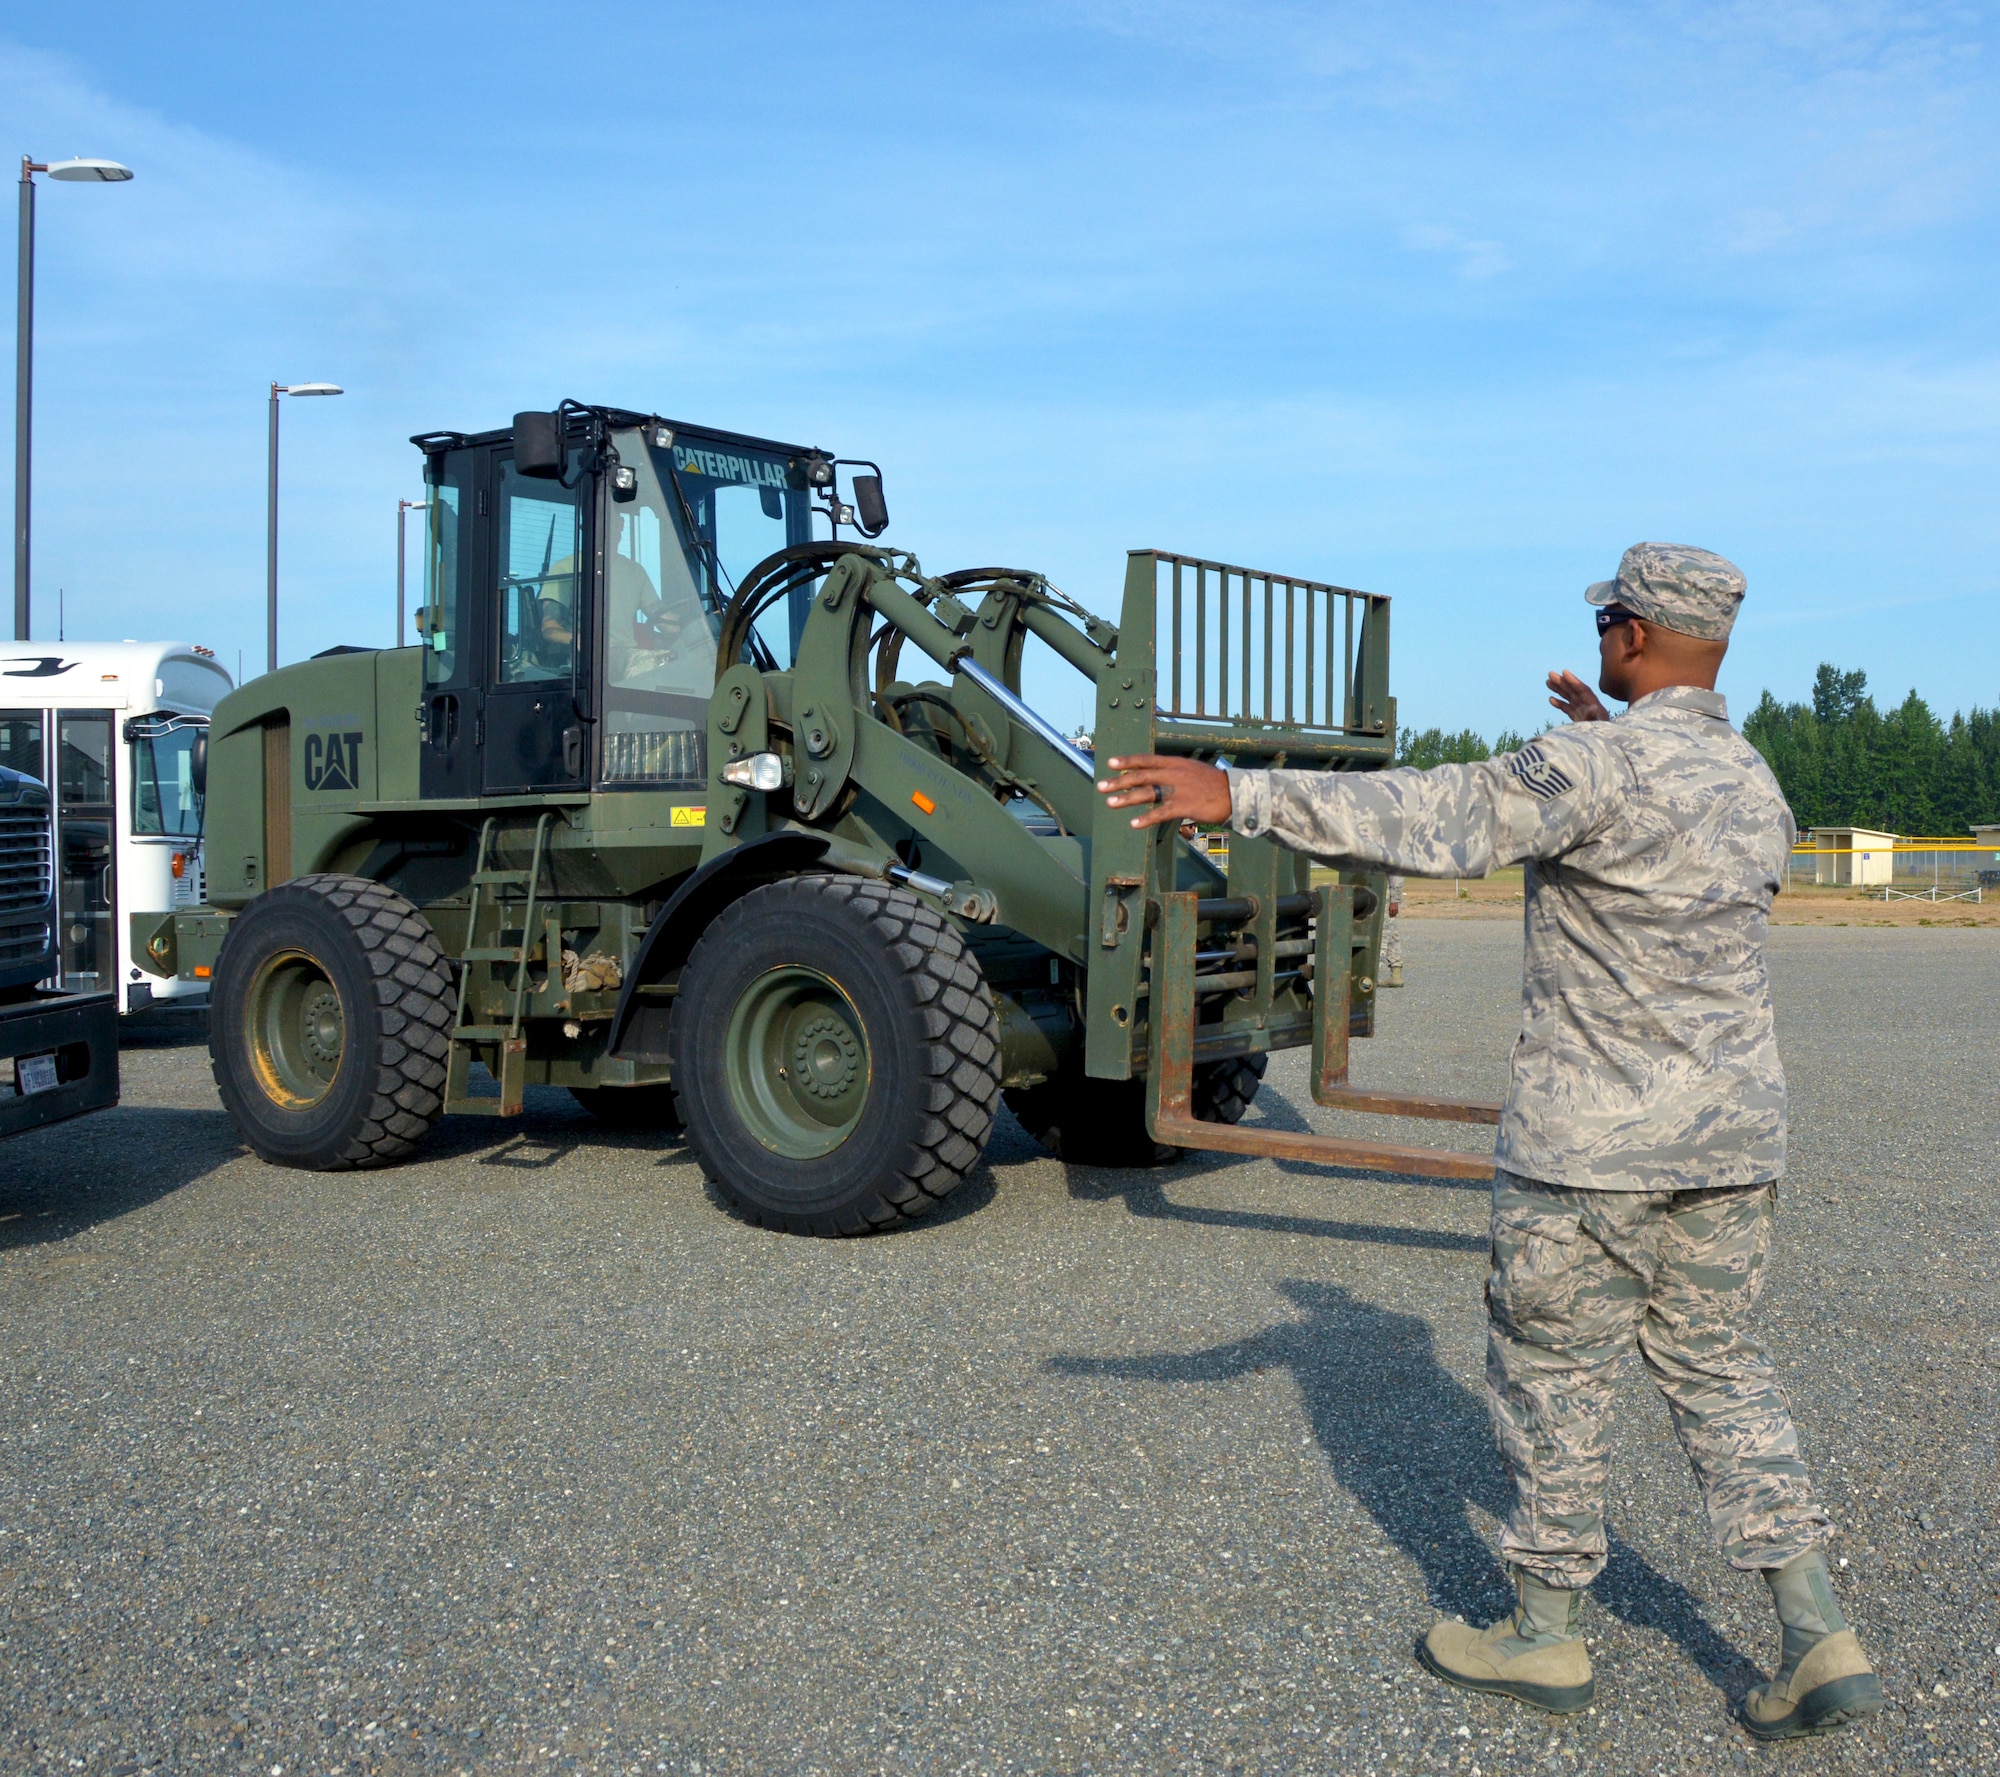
1048;1278;1761;1700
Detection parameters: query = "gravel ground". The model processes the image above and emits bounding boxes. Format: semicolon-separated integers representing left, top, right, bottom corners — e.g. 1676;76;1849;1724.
2;923;1995;1777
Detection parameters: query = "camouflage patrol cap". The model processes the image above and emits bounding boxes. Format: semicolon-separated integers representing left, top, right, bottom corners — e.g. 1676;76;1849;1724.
1585;542;1745;641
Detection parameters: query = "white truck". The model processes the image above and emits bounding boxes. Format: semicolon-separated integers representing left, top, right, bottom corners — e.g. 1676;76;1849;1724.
0;640;233;1014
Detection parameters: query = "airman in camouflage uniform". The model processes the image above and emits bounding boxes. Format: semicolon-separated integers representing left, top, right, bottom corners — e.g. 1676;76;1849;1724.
1097;543;1882;1740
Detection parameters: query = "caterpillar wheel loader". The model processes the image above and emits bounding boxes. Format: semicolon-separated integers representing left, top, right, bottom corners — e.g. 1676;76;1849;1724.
136;403;1495;1235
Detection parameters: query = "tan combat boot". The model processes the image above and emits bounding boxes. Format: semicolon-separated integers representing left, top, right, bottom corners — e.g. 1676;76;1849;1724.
1385;965;1405;987
1418;1568;1595;1714
1739;1553;1883;1740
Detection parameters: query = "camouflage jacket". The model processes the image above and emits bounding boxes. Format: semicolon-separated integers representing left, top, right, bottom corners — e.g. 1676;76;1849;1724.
1228;686;1795;1190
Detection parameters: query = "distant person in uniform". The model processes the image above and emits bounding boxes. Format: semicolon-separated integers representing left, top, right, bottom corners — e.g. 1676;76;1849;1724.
1381;873;1405;986
1094;543;1880;1742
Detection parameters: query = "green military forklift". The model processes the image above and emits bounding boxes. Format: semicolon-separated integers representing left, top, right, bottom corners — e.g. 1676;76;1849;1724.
136;403;1494;1234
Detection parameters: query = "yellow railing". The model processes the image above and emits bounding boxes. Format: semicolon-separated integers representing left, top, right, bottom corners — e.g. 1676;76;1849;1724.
1794;842;1993;854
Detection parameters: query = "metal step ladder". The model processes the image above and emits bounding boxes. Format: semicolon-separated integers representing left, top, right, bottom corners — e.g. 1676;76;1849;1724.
445;812;557;1118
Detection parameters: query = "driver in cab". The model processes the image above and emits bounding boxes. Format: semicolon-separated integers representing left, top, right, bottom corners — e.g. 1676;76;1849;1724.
539;507;707;689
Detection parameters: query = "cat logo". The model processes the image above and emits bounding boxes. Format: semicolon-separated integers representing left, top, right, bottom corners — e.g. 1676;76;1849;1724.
304;730;364;792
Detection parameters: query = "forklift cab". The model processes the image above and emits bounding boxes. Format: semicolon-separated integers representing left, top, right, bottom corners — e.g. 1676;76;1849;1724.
411;408;832;801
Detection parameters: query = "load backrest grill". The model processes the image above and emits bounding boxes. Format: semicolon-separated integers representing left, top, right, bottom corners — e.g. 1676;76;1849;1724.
1150;550;1388;738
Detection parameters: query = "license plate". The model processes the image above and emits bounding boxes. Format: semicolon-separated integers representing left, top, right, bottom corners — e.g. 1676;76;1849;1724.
15;1053;58;1096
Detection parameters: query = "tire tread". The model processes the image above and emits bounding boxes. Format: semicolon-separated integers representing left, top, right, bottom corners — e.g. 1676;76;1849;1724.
210;873;453;1170
673;875;1002;1236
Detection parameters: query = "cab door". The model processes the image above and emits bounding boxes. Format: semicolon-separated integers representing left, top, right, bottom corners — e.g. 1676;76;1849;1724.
418;446;482;800
482;449;591;795
54;710;116;992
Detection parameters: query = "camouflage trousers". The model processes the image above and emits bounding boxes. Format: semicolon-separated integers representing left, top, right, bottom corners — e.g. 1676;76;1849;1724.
1380;913;1403;970
1485;1169;1831;1587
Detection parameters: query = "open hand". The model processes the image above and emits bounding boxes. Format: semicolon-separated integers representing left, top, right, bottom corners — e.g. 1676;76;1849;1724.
1546;669;1611;723
1096;755;1234;830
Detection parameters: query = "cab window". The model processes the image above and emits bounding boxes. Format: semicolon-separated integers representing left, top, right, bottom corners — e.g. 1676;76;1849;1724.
597;433;722;785
421;461;467;687
497;457;584;686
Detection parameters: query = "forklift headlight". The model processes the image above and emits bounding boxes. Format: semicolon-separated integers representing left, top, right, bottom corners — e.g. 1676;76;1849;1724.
721;751;788;792
611;464;638;501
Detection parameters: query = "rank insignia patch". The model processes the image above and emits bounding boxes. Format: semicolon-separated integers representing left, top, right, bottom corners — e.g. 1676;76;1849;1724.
1506;743;1575;801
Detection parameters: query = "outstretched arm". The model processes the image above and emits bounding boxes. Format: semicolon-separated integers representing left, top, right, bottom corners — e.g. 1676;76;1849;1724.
1100;737;1625;877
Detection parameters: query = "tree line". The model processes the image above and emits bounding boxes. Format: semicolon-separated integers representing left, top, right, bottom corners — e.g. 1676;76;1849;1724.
1741;665;1997;837
1397;664;1998;836
1395;725;1529;768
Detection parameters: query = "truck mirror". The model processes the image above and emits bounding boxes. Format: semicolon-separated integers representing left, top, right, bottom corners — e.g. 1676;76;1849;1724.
514;411;565;479
852;473;889;536
189;731;207;798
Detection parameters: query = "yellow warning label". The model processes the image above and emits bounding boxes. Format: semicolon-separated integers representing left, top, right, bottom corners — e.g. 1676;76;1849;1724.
670;806;706;828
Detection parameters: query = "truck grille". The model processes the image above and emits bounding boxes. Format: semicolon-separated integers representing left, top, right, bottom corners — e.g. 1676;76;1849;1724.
0;802;54;968
602;727;706;784
0;806;52;913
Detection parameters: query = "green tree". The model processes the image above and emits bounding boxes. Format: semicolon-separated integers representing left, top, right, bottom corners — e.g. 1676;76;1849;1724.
1812;664;1869;725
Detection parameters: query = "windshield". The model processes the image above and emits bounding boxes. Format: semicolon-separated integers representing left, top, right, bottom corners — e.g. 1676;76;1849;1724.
128;713;206;837
597;428;811;786
655;433;815;662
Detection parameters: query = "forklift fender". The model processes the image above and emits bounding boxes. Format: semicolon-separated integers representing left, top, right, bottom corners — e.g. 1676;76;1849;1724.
605;831;832;1059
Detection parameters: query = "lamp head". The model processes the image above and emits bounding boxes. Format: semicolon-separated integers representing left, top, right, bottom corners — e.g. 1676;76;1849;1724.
280;383;343;397
46;158;134;183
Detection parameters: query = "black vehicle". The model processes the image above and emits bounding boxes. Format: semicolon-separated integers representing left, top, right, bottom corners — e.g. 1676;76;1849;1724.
1;764;117;1140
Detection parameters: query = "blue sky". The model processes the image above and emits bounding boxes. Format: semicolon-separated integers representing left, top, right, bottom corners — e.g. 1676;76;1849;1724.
5;2;1996;743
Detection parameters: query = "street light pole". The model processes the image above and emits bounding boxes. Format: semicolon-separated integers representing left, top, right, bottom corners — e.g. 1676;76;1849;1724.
397;497;427;649
265;380;342;673
13;156;133;641
15;160;35;643
266;383;279;672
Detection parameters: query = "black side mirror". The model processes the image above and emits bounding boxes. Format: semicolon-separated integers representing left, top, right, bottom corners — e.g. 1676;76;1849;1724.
514;410;564;479
189;731;207;798
852;473;889;536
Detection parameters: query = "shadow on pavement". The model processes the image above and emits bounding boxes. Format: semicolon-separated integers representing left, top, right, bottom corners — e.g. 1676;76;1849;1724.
1048;1278;1760;1699
1062;1141;1490;1255
0;1104;242;1250
117;1006;210;1050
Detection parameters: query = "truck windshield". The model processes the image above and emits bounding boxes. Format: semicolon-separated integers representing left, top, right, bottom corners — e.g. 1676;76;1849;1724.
656;435;806;617
596;429;810;786
128;713;206;838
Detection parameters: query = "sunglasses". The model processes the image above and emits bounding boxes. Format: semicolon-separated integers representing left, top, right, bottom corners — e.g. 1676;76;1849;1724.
1595;606;1637;635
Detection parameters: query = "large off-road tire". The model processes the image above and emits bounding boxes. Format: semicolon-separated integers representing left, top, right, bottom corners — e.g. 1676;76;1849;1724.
669;875;1001;1236
569;1083;683;1129
1006;1051;1268;1167
1193;1052;1268;1125
209;873;454;1170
